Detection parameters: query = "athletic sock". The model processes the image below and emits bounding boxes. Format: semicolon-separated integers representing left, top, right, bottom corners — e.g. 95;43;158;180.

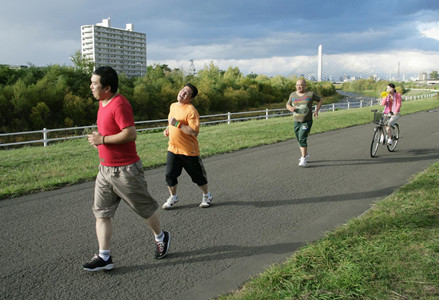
155;231;164;242
98;250;110;261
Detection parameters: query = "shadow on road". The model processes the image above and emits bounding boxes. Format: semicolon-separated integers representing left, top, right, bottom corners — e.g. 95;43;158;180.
310;148;439;167
101;241;303;276
214;186;396;208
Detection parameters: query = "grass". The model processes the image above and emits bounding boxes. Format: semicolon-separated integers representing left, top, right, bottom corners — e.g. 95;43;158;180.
1;97;438;200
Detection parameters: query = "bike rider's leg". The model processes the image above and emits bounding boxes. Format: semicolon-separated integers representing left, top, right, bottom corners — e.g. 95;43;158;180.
386;126;392;138
387;114;400;140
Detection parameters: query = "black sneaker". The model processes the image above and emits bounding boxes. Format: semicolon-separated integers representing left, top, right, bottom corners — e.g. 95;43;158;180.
83;254;114;271
155;231;170;259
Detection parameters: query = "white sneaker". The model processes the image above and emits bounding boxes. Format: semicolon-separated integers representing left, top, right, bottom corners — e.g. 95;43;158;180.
162;195;179;210
298;157;308;167
199;193;212;208
298;153;310;161
380;134;384;143
387;138;393;145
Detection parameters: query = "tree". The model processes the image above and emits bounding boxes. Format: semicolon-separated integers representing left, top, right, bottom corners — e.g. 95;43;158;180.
11;79;35;130
70;50;95;74
429;70;438;79
30;102;50;129
223;67;242;89
0;65;22;85
146;64;171;81
0;92;11;131
0;62;339;131
63;93;95;126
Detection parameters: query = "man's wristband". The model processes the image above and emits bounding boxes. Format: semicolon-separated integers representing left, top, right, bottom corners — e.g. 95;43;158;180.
102;136;105;145
174;121;182;129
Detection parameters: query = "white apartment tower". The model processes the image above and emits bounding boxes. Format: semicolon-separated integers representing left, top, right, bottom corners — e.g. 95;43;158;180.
81;18;147;77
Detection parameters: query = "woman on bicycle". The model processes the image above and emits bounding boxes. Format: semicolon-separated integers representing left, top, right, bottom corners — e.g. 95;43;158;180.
381;83;401;145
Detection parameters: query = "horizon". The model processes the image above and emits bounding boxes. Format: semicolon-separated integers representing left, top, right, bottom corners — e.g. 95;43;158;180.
3;51;436;82
2;0;439;79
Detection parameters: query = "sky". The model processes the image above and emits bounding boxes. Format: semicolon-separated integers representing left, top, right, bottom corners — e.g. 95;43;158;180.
1;0;439;79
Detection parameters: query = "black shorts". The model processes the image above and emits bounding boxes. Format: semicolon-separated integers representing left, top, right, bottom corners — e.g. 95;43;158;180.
165;151;208;187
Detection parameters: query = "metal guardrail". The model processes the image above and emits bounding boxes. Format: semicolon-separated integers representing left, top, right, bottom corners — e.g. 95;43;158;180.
0;92;436;148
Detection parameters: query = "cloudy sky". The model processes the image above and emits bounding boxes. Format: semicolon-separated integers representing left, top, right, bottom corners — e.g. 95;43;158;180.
1;0;439;79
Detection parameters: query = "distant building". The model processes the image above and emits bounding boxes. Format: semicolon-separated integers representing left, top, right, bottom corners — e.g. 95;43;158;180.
1;64;28;69
418;72;428;81
81;18;147;77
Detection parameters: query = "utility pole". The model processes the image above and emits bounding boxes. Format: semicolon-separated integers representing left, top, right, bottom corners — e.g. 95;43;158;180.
318;44;322;82
397;61;400;81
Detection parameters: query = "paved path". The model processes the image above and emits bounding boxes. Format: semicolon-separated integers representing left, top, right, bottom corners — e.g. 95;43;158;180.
1;109;439;300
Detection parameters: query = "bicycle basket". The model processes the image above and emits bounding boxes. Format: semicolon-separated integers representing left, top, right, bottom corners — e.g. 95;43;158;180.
373;111;383;124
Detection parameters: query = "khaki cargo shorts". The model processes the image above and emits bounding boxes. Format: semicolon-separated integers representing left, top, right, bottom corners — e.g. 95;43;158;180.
93;160;158;219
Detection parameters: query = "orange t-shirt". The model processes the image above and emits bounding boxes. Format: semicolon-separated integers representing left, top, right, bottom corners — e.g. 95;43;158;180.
167;102;200;156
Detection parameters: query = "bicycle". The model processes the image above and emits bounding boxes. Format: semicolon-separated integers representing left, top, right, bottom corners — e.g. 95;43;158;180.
370;110;400;158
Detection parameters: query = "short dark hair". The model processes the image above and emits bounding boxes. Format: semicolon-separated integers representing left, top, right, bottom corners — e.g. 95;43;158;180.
93;66;119;93
388;83;395;89
185;83;198;98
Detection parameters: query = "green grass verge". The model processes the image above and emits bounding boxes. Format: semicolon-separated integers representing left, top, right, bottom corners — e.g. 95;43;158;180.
217;162;439;299
1;97;438;199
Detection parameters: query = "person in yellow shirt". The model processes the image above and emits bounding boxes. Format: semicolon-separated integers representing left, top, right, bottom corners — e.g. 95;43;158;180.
162;83;212;209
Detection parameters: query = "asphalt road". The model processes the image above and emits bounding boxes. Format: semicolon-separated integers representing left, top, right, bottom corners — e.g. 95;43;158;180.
1;109;439;300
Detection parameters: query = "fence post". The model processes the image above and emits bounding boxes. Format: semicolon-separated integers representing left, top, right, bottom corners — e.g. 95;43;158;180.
43;128;48;147
332;103;335;111
227;112;231;124
360;100;363;108
266;108;269;120
347;101;350;109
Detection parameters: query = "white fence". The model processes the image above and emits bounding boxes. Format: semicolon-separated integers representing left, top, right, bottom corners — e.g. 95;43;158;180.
0;92;436;148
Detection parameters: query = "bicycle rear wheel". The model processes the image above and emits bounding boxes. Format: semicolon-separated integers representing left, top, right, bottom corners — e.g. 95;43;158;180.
387;123;399;152
370;128;381;157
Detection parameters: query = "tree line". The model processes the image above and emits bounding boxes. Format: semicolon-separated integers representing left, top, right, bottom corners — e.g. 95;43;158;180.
341;75;439;96
341;78;405;95
0;62;337;133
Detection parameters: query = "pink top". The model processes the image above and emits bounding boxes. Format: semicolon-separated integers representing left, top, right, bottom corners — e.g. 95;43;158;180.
381;92;401;114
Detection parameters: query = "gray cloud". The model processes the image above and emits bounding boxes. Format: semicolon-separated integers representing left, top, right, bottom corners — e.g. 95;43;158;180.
1;0;439;77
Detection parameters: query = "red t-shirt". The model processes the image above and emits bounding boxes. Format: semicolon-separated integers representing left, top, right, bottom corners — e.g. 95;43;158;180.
97;94;139;166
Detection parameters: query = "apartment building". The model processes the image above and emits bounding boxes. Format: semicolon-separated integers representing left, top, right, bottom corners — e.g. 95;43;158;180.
81;18;147;77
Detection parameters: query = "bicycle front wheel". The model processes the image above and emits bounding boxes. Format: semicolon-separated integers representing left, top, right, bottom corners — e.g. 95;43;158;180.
370;128;381;157
387;123;399;152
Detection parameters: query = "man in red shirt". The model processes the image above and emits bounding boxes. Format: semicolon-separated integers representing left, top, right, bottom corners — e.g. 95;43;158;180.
84;66;170;271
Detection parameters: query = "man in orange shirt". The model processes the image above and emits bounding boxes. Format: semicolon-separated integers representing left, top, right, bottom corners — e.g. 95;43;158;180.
162;83;212;209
